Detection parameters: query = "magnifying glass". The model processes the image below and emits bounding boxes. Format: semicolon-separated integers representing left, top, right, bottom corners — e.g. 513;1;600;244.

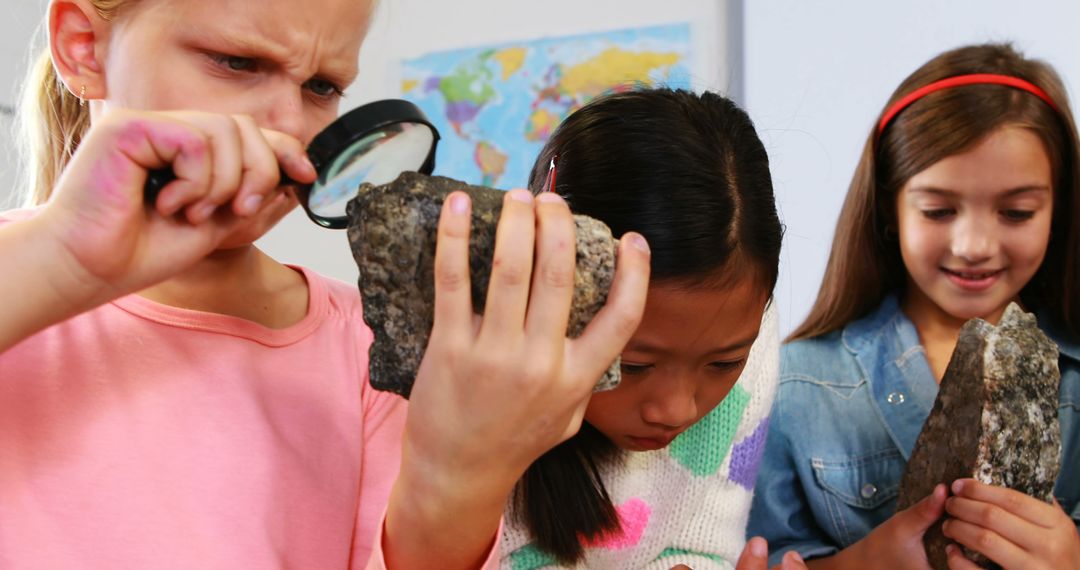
144;99;440;229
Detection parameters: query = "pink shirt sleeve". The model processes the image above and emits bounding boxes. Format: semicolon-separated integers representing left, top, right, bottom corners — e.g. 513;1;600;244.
349;379;409;567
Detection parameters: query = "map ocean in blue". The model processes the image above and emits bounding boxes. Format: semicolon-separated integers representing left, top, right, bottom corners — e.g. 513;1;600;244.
402;24;692;190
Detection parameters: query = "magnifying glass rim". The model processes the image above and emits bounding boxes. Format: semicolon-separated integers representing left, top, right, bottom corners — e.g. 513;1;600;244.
299;98;440;229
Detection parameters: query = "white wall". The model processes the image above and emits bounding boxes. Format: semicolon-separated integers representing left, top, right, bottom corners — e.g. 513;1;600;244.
744;1;1080;335
0;1;47;210
258;0;733;284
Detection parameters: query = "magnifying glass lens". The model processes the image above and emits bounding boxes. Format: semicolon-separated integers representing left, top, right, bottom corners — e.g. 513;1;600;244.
309;123;437;219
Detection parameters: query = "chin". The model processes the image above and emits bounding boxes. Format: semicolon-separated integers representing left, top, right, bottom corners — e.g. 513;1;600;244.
938;295;1014;323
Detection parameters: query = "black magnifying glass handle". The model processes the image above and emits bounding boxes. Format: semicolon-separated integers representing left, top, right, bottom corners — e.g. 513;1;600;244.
144;168;298;206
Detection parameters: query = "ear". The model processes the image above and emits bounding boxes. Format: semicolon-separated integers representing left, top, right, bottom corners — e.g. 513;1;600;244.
49;0;109;101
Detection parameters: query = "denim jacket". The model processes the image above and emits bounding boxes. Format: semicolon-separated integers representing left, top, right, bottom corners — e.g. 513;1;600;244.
747;295;1080;566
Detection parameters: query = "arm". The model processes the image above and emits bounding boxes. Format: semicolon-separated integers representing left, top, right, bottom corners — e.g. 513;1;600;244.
381;190;652;568
0;109;314;353
0;214;102;351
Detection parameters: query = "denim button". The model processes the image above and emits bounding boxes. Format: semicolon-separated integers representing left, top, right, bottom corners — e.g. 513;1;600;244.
861;483;878;499
887;392;906;404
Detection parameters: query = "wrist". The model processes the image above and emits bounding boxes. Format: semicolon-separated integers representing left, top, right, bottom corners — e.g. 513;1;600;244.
33;208;115;312
394;442;518;522
384;450;511;569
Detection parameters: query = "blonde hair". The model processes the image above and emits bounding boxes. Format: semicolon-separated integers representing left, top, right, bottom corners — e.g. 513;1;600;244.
18;0;136;206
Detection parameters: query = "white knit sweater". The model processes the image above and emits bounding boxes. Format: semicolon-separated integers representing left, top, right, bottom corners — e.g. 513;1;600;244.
500;304;780;569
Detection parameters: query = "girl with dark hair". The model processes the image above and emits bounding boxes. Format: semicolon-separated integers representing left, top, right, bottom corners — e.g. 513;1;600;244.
749;43;1080;569
499;88;794;569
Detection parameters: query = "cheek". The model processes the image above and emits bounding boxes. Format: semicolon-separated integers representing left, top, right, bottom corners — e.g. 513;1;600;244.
585;388;638;430
899;221;945;268
1009;221;1053;267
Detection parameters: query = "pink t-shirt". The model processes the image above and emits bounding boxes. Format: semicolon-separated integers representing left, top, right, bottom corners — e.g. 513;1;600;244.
0;218;407;568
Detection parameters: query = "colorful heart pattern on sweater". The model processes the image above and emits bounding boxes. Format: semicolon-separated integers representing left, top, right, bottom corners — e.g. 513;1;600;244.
582;497;651;550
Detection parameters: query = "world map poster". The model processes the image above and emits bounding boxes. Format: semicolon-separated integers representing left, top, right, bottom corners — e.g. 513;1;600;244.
401;24;692;190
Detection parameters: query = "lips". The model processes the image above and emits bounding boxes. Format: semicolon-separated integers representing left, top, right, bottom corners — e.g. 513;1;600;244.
942;267;1004;291
628;434;678;451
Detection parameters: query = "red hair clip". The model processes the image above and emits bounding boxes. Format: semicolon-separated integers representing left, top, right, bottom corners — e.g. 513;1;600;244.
541;155;558;193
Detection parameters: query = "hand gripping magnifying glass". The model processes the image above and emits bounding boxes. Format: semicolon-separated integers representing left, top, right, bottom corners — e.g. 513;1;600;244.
144;99;440;229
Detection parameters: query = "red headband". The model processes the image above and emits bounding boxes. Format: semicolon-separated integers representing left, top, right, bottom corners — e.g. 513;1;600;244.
877;73;1060;138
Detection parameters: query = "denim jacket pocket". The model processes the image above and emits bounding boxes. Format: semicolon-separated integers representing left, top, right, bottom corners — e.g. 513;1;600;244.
810;448;905;547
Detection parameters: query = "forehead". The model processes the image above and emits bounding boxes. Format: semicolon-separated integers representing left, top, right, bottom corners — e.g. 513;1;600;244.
630;279;768;354
135;0;372;65
903;126;1052;197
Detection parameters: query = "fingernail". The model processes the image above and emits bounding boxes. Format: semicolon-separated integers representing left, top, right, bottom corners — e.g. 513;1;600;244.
945;544;958;557
628;233;650;254
301;155;316;176
242;194;263;214
536;192;564;204
791;551;804;563
750;538;767;558
508;189;533;203
952;479;965;494
450;193;469;215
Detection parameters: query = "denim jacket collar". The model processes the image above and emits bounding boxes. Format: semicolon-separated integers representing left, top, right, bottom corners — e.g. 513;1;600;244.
841;295;938;460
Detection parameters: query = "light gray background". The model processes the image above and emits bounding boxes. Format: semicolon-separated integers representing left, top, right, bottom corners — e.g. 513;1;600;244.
3;1;1078;335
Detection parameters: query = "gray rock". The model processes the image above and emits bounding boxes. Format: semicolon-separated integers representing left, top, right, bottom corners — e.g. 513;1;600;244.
896;303;1061;569
346;172;621;399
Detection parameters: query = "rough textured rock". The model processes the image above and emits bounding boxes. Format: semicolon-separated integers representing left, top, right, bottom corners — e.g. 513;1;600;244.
346;172;620;399
896;303;1061;569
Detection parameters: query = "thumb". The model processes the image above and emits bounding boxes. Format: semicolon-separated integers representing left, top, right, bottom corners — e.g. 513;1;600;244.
735;536;769;570
894;483;947;535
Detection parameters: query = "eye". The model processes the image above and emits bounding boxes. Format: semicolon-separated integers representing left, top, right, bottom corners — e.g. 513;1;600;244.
304;78;345;99
920;208;955;221
209;53;257;73
1001;209;1035;222
620;363;653;376
709;359;746;372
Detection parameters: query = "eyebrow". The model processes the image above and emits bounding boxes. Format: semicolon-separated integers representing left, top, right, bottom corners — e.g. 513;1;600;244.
907;185;1051;198
182;28;358;86
624;334;759;357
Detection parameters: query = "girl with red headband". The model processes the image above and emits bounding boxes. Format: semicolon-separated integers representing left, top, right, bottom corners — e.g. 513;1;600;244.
749;43;1080;569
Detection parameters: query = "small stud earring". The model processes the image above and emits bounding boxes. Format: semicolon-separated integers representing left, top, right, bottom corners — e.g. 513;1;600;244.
79;85;86;107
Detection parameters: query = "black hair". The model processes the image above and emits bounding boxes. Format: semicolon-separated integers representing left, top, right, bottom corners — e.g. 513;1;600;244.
514;87;783;563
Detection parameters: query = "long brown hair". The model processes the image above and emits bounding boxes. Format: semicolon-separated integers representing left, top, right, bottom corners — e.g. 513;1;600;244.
791;43;1080;341
18;0;137;206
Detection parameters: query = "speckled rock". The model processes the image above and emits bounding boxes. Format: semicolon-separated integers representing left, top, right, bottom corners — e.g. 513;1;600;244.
896;303;1061;570
346;172;620;399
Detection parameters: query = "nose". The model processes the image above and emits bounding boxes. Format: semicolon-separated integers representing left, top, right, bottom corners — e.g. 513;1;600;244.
950;212;998;264
640;375;698;430
256;83;309;144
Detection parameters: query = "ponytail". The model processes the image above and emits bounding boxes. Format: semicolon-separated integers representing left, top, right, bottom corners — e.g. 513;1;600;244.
18;49;90;206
